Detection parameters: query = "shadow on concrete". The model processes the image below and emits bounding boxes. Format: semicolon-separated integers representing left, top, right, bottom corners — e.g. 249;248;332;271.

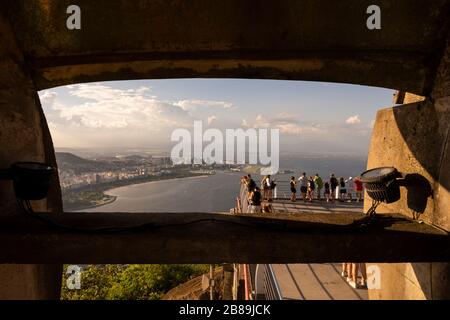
400;173;433;219
393;101;449;192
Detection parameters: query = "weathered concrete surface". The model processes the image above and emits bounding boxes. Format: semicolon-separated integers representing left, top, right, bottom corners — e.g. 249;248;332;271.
2;0;450;93
0;211;448;264
0;12;62;300
365;36;450;299
0;0;449;299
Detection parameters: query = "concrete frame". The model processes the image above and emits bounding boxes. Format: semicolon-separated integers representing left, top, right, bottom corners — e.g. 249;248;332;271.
0;0;449;299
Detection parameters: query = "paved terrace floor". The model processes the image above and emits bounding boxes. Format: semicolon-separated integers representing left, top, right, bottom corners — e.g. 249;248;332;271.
259;199;368;300
270;199;364;215
271;263;368;300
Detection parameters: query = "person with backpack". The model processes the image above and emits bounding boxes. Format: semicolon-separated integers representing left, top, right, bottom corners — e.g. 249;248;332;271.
248;186;262;213
290;176;297;202
314;173;324;200
246;174;256;196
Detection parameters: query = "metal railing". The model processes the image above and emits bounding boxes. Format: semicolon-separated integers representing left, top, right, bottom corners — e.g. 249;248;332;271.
263;264;283;300
273;180;364;200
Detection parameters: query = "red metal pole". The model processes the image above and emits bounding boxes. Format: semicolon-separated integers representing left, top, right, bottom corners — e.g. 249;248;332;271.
243;264;249;300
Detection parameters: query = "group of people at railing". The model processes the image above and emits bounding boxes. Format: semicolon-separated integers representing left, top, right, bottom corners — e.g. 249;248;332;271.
240;172;364;213
240;174;276;213
289;173;363;203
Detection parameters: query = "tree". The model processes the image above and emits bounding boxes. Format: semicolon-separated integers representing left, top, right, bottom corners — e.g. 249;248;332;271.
61;264;209;300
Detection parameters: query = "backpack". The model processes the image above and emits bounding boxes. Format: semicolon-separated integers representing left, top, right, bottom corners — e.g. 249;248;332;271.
270;181;277;189
331;177;338;188
248;179;256;190
251;190;262;205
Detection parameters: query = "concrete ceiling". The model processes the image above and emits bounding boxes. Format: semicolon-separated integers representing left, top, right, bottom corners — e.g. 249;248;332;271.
2;0;449;93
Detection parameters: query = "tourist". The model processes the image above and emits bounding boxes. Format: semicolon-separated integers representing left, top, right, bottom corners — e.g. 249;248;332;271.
240;175;250;201
347;263;368;289
246;174;256;197
346;177;354;201
261;175;271;201
298;172;308;202
248;187;262;213
269;178;276;202
354;176;363;202
341;262;350;280
339;177;347;201
307;176;315;202
290;176;297;202
324;181;331;202
330;174;338;202
314;173;323;200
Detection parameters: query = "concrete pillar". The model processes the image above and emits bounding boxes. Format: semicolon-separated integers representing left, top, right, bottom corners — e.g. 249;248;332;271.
0;12;62;299
366;34;450;300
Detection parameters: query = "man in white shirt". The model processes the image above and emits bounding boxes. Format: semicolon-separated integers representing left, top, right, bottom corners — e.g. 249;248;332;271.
298;172;308;202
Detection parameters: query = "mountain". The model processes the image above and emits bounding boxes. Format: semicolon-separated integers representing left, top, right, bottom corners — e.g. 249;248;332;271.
56;152;108;173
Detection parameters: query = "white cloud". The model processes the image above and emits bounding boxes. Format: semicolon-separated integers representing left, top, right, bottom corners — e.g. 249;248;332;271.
39;91;58;106
245;114;321;135
54;85;191;129
346;115;361;124
174;99;233;111
207;115;218;125
39;83;200;147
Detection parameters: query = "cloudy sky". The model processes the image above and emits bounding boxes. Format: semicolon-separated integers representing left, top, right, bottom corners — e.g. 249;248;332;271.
39;79;395;156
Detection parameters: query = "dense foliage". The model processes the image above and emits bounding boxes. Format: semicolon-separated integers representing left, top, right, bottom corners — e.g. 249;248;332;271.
61;264;209;300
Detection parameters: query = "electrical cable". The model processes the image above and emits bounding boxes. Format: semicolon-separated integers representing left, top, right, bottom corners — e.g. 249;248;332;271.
18;199;304;233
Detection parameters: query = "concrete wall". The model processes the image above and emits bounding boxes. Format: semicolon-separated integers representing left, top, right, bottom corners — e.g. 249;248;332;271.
366;36;450;300
0;12;62;300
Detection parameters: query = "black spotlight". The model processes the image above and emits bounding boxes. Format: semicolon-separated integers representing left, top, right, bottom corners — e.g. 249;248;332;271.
360;166;402;216
0;162;54;200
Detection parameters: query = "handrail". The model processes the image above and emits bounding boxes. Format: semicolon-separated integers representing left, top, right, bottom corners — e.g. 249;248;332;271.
273;180;364;200
264;264;283;300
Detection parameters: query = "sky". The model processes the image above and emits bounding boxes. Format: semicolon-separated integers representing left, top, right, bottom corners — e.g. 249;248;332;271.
38;79;395;157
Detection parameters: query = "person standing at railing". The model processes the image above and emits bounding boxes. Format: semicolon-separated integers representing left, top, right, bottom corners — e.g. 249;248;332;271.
314;173;324;200
330;174;338;202
354;176;363;202
261;175;272;202
346;177;354;201
324;180;331;202
298;172;308;202
307;176;315;202
339;177;347;201
290;176;297;202
248;186;262;213
246;174;256;197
